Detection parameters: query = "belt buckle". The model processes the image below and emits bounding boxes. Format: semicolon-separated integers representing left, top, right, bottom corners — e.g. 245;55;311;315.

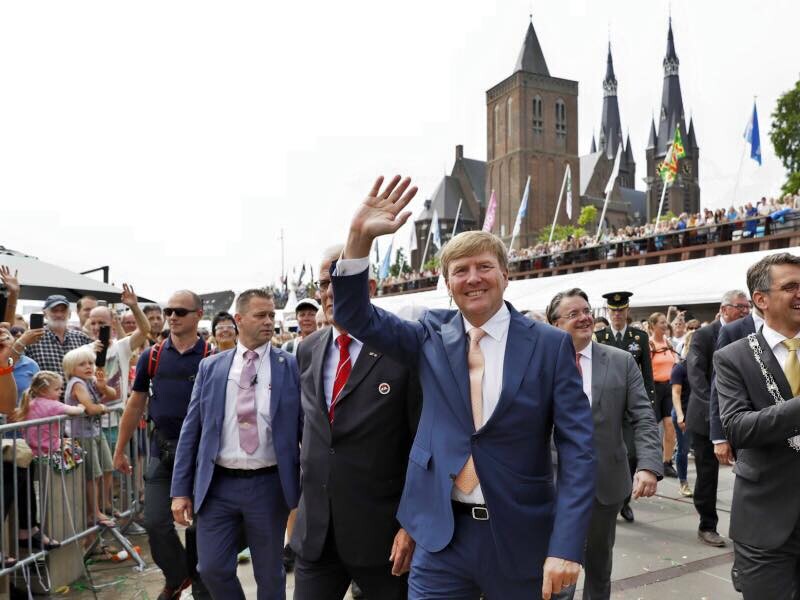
471;506;489;521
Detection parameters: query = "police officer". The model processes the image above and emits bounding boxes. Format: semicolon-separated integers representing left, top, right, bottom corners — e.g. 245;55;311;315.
596;291;655;523
113;290;212;600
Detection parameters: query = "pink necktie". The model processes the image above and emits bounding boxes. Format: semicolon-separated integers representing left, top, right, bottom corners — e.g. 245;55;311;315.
454;328;486;494
237;350;260;454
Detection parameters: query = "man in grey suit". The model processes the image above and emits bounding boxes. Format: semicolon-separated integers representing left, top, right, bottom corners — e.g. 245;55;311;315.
548;289;662;599
715;252;800;599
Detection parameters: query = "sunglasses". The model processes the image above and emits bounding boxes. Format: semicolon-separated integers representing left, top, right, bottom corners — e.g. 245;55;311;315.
164;307;196;318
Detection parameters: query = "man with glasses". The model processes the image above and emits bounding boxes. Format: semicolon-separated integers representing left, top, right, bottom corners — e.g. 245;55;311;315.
113;290;212;600
713;253;800;598
685;289;750;548
596;291;656;522
548;288;661;599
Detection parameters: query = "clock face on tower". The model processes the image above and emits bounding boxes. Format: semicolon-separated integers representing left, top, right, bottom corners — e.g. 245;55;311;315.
681;161;692;176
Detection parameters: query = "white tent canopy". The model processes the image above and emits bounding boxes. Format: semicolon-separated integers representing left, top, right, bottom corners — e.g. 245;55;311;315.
373;247;800;314
0;250;143;303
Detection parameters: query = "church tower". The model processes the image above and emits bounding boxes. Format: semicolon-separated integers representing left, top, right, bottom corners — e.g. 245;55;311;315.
598;43;636;189
645;19;700;220
485;19;579;247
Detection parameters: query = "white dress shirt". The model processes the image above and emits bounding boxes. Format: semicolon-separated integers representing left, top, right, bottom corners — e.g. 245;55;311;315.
216;341;277;469
577;343;593;406
453;303;511;505
610;325;627;341
760;323;800;370
323;326;364;409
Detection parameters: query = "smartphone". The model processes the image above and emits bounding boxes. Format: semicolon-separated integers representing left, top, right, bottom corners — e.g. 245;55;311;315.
96;325;111;367
30;313;44;330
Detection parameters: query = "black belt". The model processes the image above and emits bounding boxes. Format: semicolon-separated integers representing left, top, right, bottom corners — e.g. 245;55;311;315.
452;501;490;521
215;465;277;478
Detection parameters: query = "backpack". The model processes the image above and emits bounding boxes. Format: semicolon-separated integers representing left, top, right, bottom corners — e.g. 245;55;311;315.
147;338;211;379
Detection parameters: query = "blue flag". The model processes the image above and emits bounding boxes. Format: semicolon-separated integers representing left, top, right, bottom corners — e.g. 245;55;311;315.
379;238;393;279
744;102;762;166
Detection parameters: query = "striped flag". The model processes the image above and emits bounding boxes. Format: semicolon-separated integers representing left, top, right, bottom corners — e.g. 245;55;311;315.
511;176;531;239
565;165;573;220
482;190;497;232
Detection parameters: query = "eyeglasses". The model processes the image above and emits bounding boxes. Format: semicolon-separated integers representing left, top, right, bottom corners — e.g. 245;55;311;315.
215;325;236;332
724;303;751;311
164;307;195;318
558;308;593;321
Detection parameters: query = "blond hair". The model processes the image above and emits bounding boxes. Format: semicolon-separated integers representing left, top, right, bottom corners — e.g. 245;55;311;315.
63;345;96;379
14;371;63;422
440;231;508;281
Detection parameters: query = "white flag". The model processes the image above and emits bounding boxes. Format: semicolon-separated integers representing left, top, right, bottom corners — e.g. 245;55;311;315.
511;176;531;239
565;164;573;220
431;210;442;250
408;223;418;252
604;149;622;195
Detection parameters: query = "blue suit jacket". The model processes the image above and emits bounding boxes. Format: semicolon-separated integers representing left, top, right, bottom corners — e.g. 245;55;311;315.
171;347;302;513
332;268;596;579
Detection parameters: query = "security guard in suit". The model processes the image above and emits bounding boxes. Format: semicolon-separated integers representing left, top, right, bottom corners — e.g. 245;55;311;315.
596;291;655;523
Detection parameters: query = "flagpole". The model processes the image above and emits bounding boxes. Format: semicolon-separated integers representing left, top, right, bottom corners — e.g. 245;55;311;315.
655;180;670;228
732;137;748;207
595;187;613;243
452;198;463;236
419;228;432;271
548;168;570;244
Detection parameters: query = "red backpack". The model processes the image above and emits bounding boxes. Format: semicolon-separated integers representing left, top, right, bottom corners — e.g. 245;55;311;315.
147;338;211;379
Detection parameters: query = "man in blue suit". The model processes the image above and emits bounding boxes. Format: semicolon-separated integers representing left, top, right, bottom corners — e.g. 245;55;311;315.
332;175;596;600
171;289;302;600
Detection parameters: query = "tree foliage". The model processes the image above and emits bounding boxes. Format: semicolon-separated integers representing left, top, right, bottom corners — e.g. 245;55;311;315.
770;78;800;195
577;205;598;228
537;224;586;243
389;248;412;277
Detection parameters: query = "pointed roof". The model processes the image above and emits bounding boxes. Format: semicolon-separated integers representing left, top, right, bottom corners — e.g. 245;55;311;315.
604;42;617;86
687;118;698;149
590;134;597;154
599;41;622;159
647;118;657;149
514;20;550;76
656;19;686;155
625;134;634;162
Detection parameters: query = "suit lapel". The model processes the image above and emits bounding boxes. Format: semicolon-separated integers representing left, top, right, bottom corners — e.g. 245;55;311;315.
214;350;236;427
335;344;381;407
591;342;608;410
756;332;794;400
441;313;474;432
312;327;332;415
486;305;537;427
269;348;285;421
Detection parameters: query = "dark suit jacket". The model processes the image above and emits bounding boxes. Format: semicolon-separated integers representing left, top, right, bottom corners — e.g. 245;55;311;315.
685;320;722;437
590;343;662;505
333;267;596;579
290;326;421;567
709;315;756;441
597;326;655;402
714;333;800;549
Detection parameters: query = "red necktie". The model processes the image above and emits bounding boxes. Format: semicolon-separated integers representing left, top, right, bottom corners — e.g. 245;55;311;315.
575;351;583;377
329;334;352;424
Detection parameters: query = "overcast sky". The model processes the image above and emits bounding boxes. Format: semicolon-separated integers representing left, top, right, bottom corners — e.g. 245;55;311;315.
1;0;797;303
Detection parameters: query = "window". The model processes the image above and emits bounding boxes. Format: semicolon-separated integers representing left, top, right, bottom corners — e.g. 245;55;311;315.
555;99;567;139
532;96;543;133
494;105;500;146
507;97;513;143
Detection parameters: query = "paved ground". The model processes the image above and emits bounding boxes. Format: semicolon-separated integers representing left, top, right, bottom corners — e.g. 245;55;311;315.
46;456;739;599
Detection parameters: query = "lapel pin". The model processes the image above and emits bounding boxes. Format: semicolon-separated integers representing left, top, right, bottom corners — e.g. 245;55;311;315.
369;351;378;357
378;382;391;395
278;356;285;363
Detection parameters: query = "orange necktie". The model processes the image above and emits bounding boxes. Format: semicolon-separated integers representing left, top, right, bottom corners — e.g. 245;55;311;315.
454;328;486;494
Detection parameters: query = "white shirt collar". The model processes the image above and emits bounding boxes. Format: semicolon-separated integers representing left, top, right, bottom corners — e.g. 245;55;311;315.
330;325;360;346
761;322;800;351
610;325;627;337
236;340;270;359
752;311;765;331
577;342;593;361
462;303;510;342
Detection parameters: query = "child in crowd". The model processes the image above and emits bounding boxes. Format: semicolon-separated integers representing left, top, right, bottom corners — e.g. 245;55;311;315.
63;346;117;527
14;371;85;456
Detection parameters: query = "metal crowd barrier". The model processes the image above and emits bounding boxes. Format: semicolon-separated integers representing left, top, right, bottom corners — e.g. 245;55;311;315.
0;407;149;594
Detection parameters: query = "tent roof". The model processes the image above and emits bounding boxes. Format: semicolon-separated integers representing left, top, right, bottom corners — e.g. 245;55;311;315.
0;250;153;303
373;247;799;314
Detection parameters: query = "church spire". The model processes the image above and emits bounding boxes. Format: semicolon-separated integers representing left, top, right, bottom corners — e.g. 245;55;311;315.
599;41;622;159
656;18;686;156
590;133;597;154
647;117;658;149
514;20;550;76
